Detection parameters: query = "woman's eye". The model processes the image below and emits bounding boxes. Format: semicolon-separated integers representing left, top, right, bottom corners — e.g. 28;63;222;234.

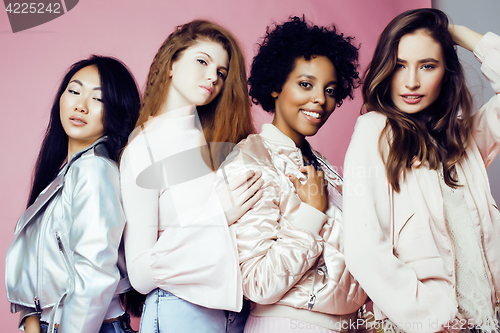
395;63;405;70
197;59;208;65
93;97;102;102
299;81;312;89
217;70;227;80
325;87;336;96
68;89;79;95
422;64;435;70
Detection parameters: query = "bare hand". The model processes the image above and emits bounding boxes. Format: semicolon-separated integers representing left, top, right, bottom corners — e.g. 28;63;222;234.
217;170;264;225
288;165;328;213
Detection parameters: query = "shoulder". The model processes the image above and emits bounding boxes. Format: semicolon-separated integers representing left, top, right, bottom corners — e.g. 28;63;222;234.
237;134;273;157
218;134;280;181
224;134;274;167
345;112;390;165
66;144;119;186
349;112;389;147
355;112;387;133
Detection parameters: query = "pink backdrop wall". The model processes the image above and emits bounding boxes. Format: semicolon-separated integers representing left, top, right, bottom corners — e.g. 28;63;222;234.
0;0;429;330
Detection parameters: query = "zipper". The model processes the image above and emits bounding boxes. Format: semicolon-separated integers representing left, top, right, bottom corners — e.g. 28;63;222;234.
307;294;316;310
34;196;59;313
33;296;41;313
55;231;77;282
314;154;343;181
307;261;328;311
55;232;72;272
56;233;64;251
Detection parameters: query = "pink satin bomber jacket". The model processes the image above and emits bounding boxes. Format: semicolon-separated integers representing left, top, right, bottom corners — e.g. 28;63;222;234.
343;32;500;333
215;124;367;317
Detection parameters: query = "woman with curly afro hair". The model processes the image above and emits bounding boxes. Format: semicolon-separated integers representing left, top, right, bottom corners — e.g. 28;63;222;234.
215;16;370;333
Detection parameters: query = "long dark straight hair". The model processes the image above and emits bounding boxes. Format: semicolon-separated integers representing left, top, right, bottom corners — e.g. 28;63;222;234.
362;8;473;192
27;55;141;207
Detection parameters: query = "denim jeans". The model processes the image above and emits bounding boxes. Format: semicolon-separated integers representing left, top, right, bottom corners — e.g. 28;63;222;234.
140;288;249;333
40;313;135;333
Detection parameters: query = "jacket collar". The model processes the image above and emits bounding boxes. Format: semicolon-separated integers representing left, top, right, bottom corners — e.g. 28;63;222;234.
14;136;108;234
259;124;297;148
260;123;319;162
259;123;343;195
63;136;108;175
259;124;303;165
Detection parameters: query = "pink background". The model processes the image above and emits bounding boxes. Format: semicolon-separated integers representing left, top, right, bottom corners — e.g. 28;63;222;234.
0;0;429;330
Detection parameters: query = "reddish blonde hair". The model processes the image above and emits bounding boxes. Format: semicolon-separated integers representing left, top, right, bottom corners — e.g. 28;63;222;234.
136;20;254;170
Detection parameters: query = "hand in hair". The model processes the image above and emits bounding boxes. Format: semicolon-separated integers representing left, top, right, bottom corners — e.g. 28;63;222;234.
217;170;264;225
448;24;483;52
288;165;328;213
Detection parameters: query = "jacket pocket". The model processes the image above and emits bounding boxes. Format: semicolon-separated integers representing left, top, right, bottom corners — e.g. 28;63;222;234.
54;231;76;288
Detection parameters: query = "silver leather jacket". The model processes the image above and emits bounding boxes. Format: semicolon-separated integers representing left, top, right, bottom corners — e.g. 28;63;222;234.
5;137;130;333
215;124;367;316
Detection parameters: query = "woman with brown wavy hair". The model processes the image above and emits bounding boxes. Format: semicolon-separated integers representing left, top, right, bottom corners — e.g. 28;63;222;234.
343;8;500;333
120;20;261;332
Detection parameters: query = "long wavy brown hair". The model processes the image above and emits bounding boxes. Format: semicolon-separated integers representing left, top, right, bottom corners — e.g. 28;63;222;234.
362;8;473;192
135;19;254;170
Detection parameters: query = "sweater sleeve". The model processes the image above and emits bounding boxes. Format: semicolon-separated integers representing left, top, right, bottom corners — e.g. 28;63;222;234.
471;32;500;168
343;113;457;333
120;146;160;295
121;113;242;311
215;140;327;305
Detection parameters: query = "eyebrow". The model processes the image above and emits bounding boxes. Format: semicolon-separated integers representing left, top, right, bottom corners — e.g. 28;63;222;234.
197;52;228;71
69;79;101;90
298;74;337;85
396;58;440;64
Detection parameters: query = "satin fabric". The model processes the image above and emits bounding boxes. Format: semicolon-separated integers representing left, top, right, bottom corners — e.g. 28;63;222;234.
215;124;366;318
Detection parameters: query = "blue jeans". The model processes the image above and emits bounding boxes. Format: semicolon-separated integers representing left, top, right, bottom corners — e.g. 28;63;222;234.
140;288;249;333
40;313;135;333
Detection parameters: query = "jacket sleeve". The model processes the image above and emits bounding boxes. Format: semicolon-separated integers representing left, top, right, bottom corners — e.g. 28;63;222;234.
58;156;124;333
216;143;327;304
471;32;500;168
321;205;368;314
343;114;457;333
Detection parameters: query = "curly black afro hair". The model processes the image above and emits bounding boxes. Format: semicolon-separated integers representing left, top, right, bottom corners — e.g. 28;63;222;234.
248;16;360;113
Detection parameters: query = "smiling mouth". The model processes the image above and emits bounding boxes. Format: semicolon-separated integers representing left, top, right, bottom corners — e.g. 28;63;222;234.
301;110;321;119
401;95;424;104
